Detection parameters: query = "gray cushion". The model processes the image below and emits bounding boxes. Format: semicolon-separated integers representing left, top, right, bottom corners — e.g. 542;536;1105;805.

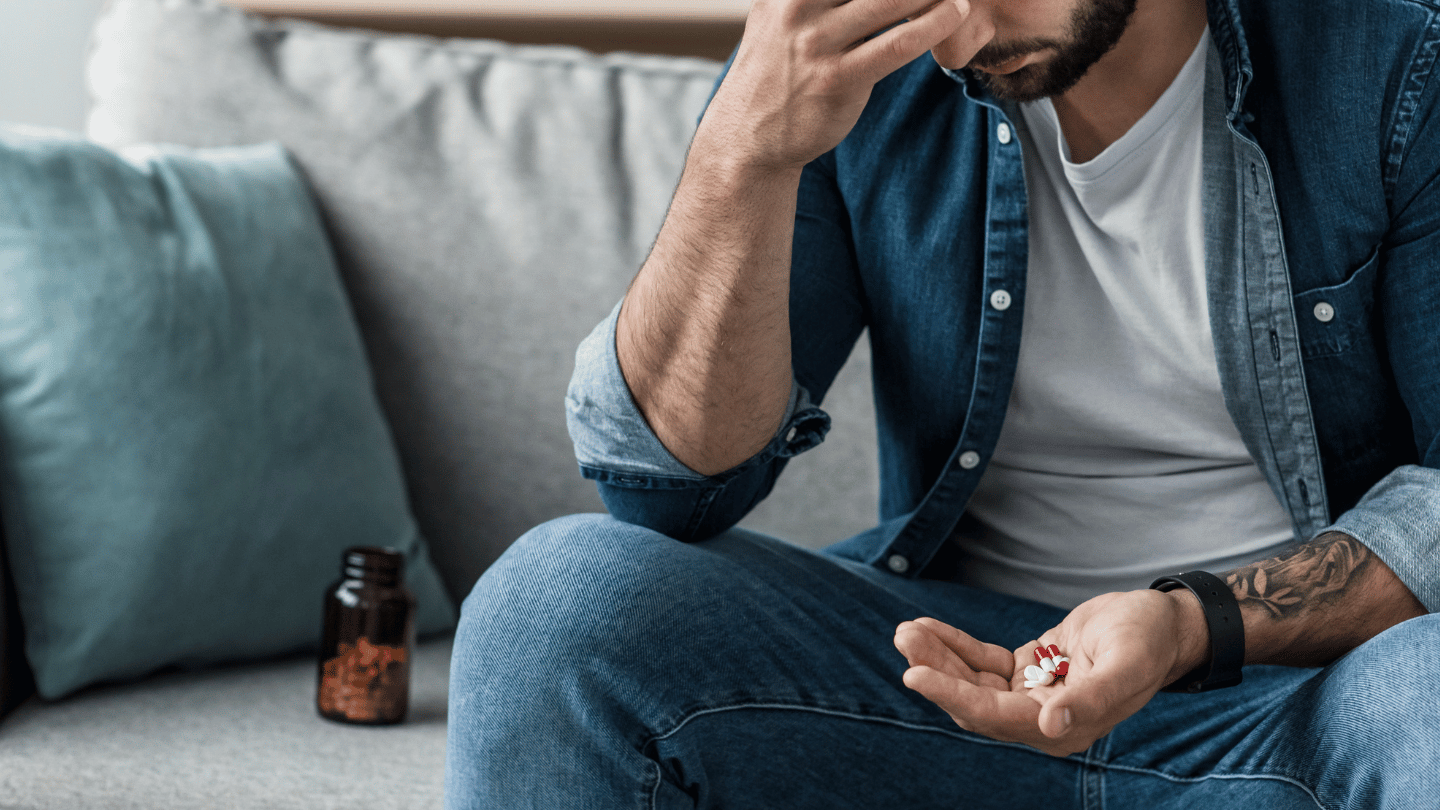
85;0;881;601
0;126;454;699
0;634;454;808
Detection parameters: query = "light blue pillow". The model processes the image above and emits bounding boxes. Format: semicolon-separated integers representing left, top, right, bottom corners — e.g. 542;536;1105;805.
0;126;454;699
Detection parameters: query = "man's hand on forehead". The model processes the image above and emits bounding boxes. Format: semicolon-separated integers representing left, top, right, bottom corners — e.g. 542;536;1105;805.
699;0;993;172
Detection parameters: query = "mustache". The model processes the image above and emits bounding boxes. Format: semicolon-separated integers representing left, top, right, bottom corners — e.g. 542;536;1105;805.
967;38;1063;70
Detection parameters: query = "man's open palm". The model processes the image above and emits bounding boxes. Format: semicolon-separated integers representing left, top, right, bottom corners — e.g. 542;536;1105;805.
893;589;1205;757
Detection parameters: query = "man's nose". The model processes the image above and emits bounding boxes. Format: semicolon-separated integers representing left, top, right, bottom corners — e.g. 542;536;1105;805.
928;1;997;70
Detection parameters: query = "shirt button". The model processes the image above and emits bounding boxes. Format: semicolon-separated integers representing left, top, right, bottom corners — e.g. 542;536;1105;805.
887;554;910;574
990;289;1012;311
959;450;981;469
1313;302;1335;323
785;426;798;442
997;122;1013;144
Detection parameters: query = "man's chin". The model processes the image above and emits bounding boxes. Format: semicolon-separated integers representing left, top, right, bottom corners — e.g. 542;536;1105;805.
972;64;1058;103
931;51;1083;103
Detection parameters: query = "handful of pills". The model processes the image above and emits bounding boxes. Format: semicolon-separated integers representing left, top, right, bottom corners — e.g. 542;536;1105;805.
1023;645;1070;688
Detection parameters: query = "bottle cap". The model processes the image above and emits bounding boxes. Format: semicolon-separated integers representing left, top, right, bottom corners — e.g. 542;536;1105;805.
342;546;404;585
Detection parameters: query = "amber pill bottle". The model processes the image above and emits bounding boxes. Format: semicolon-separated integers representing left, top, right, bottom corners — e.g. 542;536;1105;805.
316;546;416;725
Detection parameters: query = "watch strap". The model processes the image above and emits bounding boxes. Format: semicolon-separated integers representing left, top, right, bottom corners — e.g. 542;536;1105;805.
1149;570;1245;693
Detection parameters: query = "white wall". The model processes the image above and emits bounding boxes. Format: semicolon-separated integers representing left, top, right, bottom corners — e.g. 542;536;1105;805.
0;0;112;131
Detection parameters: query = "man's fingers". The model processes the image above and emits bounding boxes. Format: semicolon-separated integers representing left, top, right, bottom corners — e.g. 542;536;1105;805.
894;621;1008;689
903;665;1041;740
844;0;974;83
772;0;958;58
903;660;1097;757
824;0;960;47
911;617;1015;678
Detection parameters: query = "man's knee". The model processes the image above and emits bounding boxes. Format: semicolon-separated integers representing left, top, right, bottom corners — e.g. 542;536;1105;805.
448;514;676;734
456;513;671;653
1299;613;1440;805
1319;613;1437;715
447;514;683;802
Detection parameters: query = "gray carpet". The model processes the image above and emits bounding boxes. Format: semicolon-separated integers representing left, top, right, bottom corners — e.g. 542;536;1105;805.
0;636;453;809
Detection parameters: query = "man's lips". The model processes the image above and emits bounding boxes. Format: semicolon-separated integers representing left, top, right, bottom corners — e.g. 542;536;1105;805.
970;50;1048;75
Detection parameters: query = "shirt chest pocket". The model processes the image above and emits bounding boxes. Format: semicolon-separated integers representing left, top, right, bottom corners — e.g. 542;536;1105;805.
1292;248;1380;360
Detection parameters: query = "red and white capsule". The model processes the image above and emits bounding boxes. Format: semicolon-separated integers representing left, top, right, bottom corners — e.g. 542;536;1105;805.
1048;644;1070;679
1024;645;1070;688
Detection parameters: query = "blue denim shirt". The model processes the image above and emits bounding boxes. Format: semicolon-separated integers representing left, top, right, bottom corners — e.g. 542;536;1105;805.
567;0;1440;612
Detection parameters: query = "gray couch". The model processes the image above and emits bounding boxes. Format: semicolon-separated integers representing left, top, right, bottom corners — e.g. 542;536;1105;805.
0;0;879;805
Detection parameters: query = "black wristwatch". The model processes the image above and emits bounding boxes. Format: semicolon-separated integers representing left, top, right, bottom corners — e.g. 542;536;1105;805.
1149;571;1245;693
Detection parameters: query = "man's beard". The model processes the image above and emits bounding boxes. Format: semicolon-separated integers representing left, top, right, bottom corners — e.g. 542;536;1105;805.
967;0;1138;102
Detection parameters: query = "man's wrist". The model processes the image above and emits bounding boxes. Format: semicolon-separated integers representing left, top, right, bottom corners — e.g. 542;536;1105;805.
1162;587;1212;687
686;123;808;188
1152;571;1247;691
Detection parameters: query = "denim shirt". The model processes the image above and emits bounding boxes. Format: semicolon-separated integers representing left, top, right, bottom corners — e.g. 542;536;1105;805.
567;0;1440;612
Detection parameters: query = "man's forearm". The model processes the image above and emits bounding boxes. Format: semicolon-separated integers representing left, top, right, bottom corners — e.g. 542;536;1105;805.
1225;531;1426;667
616;135;803;477
616;0;983;478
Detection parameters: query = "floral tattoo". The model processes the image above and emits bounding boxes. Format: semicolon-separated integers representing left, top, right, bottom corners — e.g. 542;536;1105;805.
1225;532;1371;619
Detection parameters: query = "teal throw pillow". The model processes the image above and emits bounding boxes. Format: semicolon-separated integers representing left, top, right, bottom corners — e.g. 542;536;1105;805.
0;126;454;699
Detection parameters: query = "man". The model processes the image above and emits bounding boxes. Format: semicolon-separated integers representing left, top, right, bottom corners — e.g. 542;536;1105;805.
446;0;1438;805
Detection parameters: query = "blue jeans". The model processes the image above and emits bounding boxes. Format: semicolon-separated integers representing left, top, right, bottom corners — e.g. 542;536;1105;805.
445;514;1438;809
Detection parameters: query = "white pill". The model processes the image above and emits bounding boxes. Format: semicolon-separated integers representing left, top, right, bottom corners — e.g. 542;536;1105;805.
1024;668;1054;688
1041;657;1057;673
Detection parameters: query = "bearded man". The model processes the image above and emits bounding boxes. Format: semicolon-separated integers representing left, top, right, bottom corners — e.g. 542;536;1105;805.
445;0;1439;806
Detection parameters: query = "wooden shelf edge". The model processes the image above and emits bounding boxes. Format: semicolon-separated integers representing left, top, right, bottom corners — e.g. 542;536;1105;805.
228;0;749;23
225;3;745;60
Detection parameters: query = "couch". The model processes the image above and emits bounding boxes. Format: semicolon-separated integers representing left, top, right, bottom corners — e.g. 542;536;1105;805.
0;0;880;805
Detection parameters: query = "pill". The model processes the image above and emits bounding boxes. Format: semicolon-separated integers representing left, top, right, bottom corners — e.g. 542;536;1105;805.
1023;671;1054;688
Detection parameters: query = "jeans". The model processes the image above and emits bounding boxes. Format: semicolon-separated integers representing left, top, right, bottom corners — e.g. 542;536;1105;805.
445;514;1438;809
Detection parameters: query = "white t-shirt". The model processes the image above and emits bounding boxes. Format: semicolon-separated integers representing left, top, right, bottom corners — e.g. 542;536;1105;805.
955;30;1296;609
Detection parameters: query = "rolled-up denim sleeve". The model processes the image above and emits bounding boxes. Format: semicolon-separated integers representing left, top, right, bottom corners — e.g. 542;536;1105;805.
565;300;832;541
1321;466;1440;612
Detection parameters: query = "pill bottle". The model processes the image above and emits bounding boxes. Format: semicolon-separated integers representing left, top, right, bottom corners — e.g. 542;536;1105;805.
316;546;415;725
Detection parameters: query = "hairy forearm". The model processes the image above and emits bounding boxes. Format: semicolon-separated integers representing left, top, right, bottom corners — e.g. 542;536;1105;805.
1224;532;1426;667
615;0;983;477
616;134;803;476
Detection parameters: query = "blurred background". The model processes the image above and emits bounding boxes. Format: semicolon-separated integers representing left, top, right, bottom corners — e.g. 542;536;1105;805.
0;0;111;130
0;0;747;131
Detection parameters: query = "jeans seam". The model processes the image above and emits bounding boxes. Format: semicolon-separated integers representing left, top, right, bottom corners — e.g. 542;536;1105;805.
642;704;1329;810
1081;733;1111;810
1091;761;1328;809
643;701;1086;767
647;756;662;810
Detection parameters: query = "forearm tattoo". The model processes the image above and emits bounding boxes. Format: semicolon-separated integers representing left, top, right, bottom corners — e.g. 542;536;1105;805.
1225;532;1372;619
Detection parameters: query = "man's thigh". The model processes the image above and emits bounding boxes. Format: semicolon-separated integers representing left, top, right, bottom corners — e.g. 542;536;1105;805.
1100;613;1438;809
448;514;1433;809
447;514;1088;808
